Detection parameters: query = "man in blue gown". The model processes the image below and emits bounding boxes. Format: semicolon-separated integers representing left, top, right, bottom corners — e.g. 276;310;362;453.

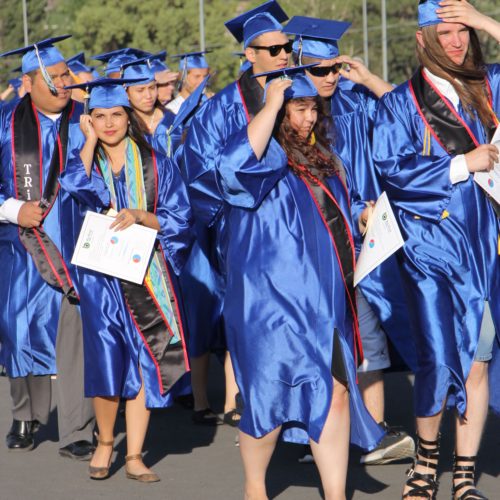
0;37;94;457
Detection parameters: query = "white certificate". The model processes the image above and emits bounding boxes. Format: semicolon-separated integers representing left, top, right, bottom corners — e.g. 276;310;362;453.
71;211;157;284
353;192;404;287
473;125;500;204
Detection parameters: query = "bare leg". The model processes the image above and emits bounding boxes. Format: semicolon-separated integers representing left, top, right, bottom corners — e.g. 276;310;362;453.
190;352;210;411
453;361;489;497
310;378;350;500
125;383;153;476
358;370;384;423
90;396;119;468
239;426;281;500
224;352;240;416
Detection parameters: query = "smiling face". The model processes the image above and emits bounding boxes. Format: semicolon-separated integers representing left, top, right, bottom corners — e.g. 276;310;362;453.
287;97;318;140
126;81;158;113
23;61;72;114
90;106;129;147
436;22;470;66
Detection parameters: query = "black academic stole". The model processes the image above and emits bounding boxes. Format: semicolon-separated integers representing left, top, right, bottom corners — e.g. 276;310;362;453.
409;67;499;215
409;67;497;153
11;94;78;301
97;147;189;394
295;157;363;368
237;67;265;119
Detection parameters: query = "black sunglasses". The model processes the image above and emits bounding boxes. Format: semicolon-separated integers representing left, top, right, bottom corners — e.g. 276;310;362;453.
249;40;294;57
307;63;343;77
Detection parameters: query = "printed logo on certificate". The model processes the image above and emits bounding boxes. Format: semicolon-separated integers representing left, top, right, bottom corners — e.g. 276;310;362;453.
72;211;158;284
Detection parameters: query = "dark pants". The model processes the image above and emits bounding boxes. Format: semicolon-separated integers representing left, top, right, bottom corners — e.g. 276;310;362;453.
9;297;94;447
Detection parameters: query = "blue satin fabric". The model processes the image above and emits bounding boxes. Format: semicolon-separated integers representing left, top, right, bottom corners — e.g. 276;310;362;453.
373;64;500;416
60;150;194;407
331;84;417;371
183;80;384;449
147;109;176;156
0;101;85;377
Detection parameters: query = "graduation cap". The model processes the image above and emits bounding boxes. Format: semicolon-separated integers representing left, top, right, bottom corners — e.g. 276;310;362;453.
225;0;288;49
66;52;96;75
138;51;169;73
233;52;253;74
121;57;156;86
65;77;148;110
284;16;351;62
91;48;152;77
253;64;318;101
418;0;443;28
8;78;22;91
0;35;71;95
171;51;210;71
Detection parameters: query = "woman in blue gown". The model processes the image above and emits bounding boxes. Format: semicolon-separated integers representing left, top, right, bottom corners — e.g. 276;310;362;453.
372;2;500;498
219;67;383;499
60;79;194;482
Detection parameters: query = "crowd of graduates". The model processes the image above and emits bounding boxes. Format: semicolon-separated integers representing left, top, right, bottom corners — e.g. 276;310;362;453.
0;0;499;498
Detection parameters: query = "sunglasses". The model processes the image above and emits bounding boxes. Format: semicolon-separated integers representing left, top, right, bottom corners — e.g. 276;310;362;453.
307;63;343;77
249;40;294;57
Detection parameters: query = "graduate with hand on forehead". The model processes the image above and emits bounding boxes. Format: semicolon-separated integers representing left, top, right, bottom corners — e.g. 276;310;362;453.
373;1;500;498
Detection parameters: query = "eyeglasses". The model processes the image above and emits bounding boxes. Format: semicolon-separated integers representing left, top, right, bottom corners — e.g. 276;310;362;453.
249;41;294;57
307;63;343;77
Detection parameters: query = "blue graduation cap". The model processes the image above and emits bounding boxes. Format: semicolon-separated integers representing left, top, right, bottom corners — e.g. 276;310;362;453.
0;35;71;95
66;52;95;75
233;52;252;73
65;77;148;110
91;48;152;77
138;51;169;73
418;0;443;28
8;78;22;91
171;74;211;131
171;51;210;71
225;0;288;48
253;64;318;101
121;57;156;86
284;16;351;61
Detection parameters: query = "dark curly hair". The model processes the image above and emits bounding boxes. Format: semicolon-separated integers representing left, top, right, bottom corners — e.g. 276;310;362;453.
275;96;339;183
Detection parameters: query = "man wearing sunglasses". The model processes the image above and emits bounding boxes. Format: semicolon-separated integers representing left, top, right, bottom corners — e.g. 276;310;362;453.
285;16;417;468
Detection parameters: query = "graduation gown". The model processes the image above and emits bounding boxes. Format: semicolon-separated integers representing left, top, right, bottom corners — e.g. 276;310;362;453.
330;84;417;370
373;64;500;417
0;100;84;377
183;78;384;449
60;150;194;408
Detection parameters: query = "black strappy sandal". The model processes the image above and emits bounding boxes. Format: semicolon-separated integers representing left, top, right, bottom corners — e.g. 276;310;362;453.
452;455;488;500
402;435;440;499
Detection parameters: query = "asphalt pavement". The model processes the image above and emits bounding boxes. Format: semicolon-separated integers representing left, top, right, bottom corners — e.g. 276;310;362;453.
0;366;498;500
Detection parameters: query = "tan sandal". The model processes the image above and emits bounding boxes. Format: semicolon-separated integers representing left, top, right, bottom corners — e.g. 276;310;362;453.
88;435;114;480
125;454;160;483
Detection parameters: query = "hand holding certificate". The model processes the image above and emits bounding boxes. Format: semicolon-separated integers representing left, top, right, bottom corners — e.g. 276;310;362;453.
473;125;500;204
354;192;405;287
72;211;158;284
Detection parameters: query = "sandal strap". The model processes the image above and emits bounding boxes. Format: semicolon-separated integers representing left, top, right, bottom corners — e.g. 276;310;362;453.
403;469;439;499
125;453;143;462
452;454;488;500
454;487;488;500
94;432;114;447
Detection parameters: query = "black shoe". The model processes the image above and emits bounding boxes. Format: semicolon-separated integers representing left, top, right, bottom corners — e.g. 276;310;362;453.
59;440;95;461
30;420;41;434
6;420;34;451
191;408;223;426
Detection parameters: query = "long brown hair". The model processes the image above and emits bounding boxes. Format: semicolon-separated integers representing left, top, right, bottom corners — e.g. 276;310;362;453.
276;96;339;183
416;24;494;128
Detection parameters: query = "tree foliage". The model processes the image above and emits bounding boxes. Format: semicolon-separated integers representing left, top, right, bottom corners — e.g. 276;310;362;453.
1;0;499;91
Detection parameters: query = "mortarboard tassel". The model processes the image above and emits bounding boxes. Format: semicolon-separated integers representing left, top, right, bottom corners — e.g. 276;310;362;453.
34;44;58;95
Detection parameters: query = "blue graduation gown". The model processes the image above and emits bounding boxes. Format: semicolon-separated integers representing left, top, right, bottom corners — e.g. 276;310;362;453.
183;80;384;449
60;150;194;408
331;85;417;370
373;64;500;417
0;101;84;377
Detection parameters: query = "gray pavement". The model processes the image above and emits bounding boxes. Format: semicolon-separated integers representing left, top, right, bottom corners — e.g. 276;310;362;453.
0;367;498;500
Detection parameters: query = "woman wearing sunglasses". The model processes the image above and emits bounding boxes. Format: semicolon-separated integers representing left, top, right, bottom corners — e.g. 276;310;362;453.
60;78;194;483
216;66;383;500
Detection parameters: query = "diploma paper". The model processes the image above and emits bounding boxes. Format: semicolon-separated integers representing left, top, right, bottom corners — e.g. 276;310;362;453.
354;192;404;287
473;125;500;204
71;211;157;284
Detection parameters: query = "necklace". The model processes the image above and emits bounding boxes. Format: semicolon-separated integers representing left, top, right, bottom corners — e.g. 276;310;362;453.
148;109;157;131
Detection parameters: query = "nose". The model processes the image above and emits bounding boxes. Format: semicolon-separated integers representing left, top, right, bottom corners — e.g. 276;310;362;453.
104;115;113;127
450;32;463;47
